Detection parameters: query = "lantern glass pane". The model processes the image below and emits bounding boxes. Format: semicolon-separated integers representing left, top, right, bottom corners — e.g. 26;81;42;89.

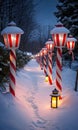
45;76;48;82
3;34;8;47
52;96;57;108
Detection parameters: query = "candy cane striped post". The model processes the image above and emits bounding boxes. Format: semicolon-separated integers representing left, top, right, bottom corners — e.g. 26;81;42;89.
1;21;24;96
48;51;53;85
9;48;16;96
51;22;69;99
45;39;54;85
42;48;47;76
39;51;43;70
56;48;62;97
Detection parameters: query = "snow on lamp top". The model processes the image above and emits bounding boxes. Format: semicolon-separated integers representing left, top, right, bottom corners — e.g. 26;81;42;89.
1;21;24;34
1;21;24;49
42;47;47;55
51;22;70;47
45;39;54;50
66;35;77;51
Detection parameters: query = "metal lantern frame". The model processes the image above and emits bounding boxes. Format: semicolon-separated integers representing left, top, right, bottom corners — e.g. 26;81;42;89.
50;88;60;108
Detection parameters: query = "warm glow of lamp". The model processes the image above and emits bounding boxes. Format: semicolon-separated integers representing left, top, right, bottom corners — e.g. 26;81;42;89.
45;75;48;82
45;39;54;51
66;35;77;51
51;22;69;47
42;48;47;55
50;88;60;108
2;22;23;49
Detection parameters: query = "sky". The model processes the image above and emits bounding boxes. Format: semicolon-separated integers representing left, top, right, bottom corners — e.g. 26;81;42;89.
35;0;58;26
0;58;78;130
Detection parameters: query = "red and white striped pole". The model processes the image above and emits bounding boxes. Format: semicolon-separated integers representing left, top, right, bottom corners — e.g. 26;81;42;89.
51;22;69;99
48;50;53;85
56;48;62;94
45;39;54;85
1;21;24;96
10;49;16;96
42;48;47;76
39;51;43;70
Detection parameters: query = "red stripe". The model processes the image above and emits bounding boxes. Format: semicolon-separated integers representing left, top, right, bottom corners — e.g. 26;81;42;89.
58;48;62;56
10;61;16;71
48;65;52;74
56;58;62;71
56;79;62;91
67;41;70;49
48;76;52;85
56;34;59;46
8;34;12;47
10;50;16;60
56;71;62;80
16;34;20;47
62;34;66;46
9;85;15;96
72;41;75;49
10;72;15;84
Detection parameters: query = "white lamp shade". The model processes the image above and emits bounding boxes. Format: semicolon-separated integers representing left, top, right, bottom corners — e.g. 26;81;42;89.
1;21;24;49
3;34;21;48
66;36;77;50
51;22;69;47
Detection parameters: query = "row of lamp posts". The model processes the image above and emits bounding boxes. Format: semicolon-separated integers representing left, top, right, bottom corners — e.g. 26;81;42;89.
1;21;77;109
36;22;77;108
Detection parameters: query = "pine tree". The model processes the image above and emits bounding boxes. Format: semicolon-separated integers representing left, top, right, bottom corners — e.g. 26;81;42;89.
55;0;78;38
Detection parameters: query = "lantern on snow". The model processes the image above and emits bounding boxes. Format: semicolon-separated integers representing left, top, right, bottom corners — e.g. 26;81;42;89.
66;35;77;51
50;88;60;108
1;21;24;96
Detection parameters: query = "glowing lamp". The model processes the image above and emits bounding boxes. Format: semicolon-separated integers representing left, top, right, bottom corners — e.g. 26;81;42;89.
51;22;69;47
50;88;60;108
1;21;24;49
42;48;47;55
40;51;43;56
45;74;48;82
66;35;77;51
45;39;54;51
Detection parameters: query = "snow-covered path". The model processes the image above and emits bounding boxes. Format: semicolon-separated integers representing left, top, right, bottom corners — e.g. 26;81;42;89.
0;59;78;130
15;59;78;130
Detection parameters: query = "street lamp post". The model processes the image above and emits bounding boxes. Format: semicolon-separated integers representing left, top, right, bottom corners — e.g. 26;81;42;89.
51;22;69;99
45;39;54;85
1;21;24;96
42;48;47;77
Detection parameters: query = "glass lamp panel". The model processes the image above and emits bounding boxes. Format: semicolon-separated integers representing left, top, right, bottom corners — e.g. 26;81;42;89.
45;76;48;82
52;96;57;108
72;41;75;49
3;34;8;47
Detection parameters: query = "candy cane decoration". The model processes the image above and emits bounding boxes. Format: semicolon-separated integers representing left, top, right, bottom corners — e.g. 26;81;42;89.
48;51;53;85
43;54;47;75
51;22;69;99
56;48;62;94
9;48;16;96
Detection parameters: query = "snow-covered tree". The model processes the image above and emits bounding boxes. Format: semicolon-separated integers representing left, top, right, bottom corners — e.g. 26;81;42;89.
55;0;78;38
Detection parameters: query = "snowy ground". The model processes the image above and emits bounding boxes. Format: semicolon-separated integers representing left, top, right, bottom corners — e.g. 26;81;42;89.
0;59;78;130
